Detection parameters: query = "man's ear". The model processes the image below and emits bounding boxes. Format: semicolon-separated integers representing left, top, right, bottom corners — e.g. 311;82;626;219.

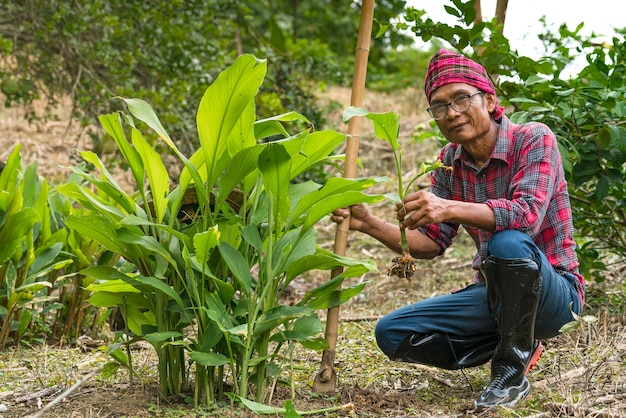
485;93;497;113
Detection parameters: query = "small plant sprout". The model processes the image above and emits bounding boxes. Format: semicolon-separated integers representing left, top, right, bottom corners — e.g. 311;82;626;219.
343;107;448;281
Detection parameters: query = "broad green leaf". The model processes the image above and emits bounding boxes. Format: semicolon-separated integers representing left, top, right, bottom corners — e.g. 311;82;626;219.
88;291;146;309
254;119;290;140
64;213;124;254
0;145;21;211
304;281;367;310
144;331;184;343
17;309;32;337
303;190;384;230
86;279;141;294
218;242;252;295
241;224;264;253
131;128;169;223
99;113;145;188
270;315;323;343
299;265;374;308
253;305;313;337
218;143;265;208
0;208;37;265
284;130;345;179
227;99;257;157
286;247;378;281
190;351;229;367
100;362;121;379
276;228;316;276
237;396;288;415
343;108;401;150
119;98;177;151
132;274;185;308
77;151;137;214
120;215;191;248
117;229;176;266
21;160;38;208
15;281;52;293
56;181;126;220
288;177;383;226
125;305;157;336
197;54;266;189
28;242;62;277
559;320;580;333
259;143;291;228
193;226;220;266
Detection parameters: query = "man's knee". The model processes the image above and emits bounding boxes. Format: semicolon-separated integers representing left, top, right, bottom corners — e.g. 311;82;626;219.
488;230;534;260
374;316;398;358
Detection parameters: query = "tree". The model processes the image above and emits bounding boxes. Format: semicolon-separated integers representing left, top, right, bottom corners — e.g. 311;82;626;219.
0;0;414;153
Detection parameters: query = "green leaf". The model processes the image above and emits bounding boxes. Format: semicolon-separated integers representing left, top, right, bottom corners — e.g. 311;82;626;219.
595;175;610;201
304;282;367;310
259;143;292;227
289;176;383;227
0;208;37;265
64;213;124;254
100;362;121;379
237;396;291;415
343;108;401;150
28;242;62;277
303;190;384;230
144;331;184;343
99;113;145;188
194;226;220;265
254;305;314;337
285;130;346;179
190;351;229;367
131;128;169;223
17;309;32;337
119;98;176;150
218;243;252;295
196;54;267;188
286;247;378;281
559;320;580;333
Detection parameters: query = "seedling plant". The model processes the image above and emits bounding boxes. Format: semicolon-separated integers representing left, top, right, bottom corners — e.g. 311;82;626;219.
343;107;446;281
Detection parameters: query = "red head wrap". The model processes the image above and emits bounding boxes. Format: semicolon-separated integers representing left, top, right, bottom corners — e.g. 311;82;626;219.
424;49;505;119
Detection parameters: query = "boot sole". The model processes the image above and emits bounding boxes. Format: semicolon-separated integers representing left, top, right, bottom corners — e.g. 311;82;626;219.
525;341;544;374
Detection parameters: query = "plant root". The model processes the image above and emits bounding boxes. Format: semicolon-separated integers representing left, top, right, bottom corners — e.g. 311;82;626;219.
388;252;416;281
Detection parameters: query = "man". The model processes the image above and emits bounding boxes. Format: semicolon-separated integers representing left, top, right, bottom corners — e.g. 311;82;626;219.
332;49;584;409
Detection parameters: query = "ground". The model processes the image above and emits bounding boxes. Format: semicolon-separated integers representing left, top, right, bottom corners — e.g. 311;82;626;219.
1;88;626;417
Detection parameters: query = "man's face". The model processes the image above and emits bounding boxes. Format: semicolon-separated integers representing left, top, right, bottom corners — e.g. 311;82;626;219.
429;82;496;145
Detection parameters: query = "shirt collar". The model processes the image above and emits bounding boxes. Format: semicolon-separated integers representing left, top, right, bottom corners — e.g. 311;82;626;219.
453;115;510;168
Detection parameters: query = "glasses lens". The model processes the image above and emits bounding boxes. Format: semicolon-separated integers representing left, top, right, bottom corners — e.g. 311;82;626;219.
428;104;446;120
450;94;472;112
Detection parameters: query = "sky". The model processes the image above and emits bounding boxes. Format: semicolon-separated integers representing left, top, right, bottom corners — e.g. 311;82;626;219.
404;0;624;59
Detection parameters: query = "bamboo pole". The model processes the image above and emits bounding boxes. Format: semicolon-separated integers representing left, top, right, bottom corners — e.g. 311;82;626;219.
313;0;375;394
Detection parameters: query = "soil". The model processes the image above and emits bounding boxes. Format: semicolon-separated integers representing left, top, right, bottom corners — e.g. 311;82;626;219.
1;88;626;418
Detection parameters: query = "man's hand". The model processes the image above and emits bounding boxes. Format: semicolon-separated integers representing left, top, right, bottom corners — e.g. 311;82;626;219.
396;190;448;230
331;203;371;232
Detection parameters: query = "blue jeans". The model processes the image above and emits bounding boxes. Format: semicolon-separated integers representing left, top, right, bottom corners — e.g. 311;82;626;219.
375;230;583;358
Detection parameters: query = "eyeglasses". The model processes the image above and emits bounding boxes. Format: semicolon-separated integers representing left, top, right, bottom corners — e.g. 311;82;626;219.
427;91;484;120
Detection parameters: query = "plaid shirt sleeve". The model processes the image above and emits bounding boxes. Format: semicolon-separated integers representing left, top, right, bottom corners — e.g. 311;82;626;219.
485;123;559;235
417;147;459;253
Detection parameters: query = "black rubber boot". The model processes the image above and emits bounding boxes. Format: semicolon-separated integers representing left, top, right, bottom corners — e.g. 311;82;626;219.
475;256;542;410
392;331;497;370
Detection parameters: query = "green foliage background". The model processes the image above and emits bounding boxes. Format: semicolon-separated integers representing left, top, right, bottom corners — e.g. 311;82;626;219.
0;0;418;153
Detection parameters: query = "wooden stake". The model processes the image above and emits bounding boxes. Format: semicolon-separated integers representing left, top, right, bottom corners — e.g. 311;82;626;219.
313;0;375;394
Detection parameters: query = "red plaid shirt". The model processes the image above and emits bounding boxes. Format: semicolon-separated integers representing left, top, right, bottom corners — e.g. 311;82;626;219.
419;116;584;302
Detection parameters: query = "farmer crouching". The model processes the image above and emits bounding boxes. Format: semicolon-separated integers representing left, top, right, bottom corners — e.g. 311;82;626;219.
331;49;585;409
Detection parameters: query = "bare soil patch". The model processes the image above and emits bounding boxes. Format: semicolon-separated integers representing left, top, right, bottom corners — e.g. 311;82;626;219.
1;89;626;417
